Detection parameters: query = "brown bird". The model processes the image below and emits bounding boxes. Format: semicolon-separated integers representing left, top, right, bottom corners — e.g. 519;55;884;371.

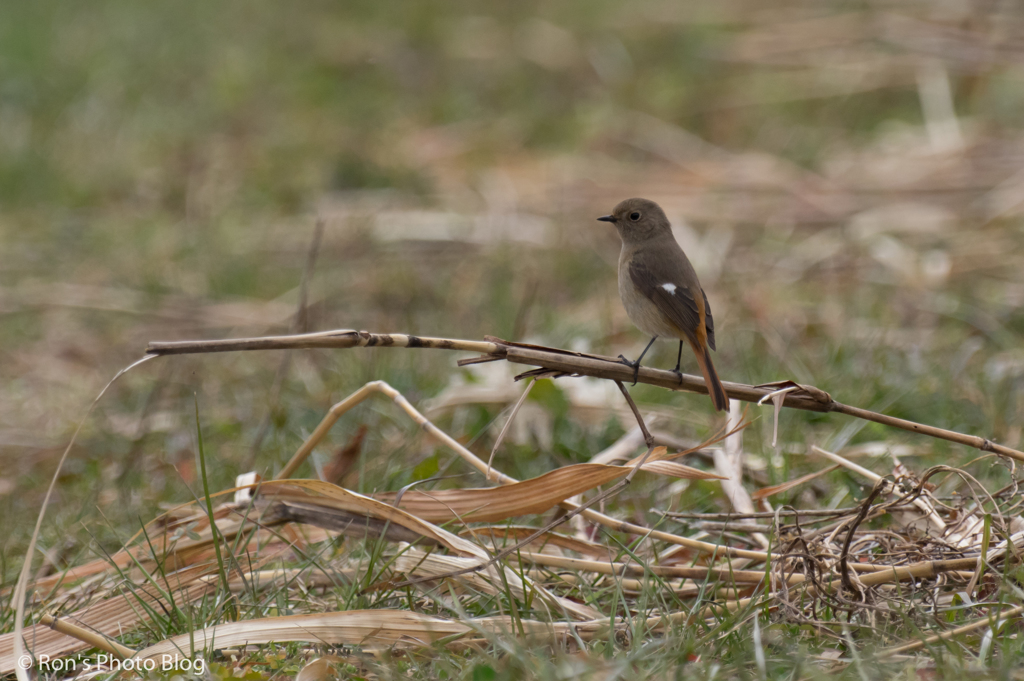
598;198;729;412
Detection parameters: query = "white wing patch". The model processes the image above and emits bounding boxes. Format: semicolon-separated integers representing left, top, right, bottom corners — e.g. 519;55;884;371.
660;283;677;294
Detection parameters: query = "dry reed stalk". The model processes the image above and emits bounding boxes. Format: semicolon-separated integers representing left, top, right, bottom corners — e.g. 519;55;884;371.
525;569;707;597
147;329;500;355
879;604;1024;656
146;330;1024;462
514;551;802;585
36;615;136;660
789;556;984;603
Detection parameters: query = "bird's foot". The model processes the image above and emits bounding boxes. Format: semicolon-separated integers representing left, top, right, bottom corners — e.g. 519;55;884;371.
618;355;641;386
672;363;684;386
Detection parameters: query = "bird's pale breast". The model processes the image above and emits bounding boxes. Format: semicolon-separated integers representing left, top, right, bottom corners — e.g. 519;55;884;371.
618;249;682;339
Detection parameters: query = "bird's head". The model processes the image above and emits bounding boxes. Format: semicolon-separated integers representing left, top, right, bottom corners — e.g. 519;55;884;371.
597;198;671;243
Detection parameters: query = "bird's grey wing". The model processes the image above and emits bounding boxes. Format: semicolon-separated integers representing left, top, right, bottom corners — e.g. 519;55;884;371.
628;260;701;343
702;289;716;351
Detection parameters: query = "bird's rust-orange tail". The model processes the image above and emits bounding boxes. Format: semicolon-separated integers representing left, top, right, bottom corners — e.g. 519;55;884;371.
691;340;728;412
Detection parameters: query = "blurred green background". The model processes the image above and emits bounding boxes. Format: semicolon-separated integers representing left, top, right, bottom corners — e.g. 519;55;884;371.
3;0;1024;582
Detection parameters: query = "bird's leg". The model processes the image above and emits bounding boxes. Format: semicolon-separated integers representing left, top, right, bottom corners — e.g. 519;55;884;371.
673;340;684;385
618;336;657;386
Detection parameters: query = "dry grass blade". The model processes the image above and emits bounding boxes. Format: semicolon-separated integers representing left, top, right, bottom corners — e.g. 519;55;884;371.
461;526;613;559
256;480;599;620
392;547;533;598
0;565;216;674
715;402;767;548
133;610;482;659
258;479;495;556
751;464;840;501
11;355;158;681
134;610;618;661
374;453;723;523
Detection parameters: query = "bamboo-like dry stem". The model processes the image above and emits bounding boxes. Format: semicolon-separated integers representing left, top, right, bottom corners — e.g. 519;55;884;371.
145;329;1024;463
516;551;800;585
801;556;983;600
879;604;1024;656
147;329;500;355
663;508;862;520
38;614;137;660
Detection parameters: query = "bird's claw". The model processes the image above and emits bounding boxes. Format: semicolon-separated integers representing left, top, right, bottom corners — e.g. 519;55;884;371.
618;355;641;386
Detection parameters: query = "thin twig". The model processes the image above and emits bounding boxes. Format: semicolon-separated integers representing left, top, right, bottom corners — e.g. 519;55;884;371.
615;381;655;450
839;481;888;594
295;217;326;335
487;377;538;476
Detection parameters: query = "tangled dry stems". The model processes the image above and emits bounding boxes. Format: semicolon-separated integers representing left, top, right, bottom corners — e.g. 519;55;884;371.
4;335;1023;673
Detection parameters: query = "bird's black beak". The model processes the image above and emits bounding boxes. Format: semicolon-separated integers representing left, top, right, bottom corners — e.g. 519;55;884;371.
597;215;617;223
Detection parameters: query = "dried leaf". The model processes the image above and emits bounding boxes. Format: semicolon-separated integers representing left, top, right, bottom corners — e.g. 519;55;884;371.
752;465;839;501
374;454;722;523
134;610;610;661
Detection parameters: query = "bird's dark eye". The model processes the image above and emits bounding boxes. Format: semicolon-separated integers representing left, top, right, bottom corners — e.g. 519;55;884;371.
629;211;641;221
